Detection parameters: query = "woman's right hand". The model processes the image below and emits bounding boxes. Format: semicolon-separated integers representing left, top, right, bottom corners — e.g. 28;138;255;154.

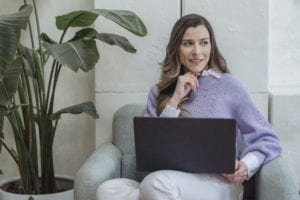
168;72;200;108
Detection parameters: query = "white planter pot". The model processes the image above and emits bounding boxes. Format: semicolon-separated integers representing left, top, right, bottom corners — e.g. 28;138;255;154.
0;176;74;200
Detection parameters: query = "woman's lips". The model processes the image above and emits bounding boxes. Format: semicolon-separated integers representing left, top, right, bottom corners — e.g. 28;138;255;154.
189;59;204;64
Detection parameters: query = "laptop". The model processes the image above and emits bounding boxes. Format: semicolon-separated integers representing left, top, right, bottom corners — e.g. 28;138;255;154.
133;117;236;174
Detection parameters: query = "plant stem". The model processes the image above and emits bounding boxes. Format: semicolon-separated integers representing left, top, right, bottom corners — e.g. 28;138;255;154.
48;63;62;114
6;111;33;194
45;60;57;113
32;0;44;66
0;140;19;165
18;49;36;154
23;0;35;49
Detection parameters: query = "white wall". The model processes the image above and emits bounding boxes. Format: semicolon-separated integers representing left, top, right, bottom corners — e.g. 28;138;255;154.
269;0;300;90
184;0;269;93
0;0;95;180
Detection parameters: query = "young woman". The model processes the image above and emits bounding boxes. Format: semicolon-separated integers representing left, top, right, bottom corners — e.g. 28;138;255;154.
96;14;282;200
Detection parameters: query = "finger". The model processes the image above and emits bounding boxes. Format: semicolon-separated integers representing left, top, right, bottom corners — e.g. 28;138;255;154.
187;71;201;77
222;173;235;179
189;75;199;90
185;77;198;91
193;75;199;89
177;76;192;91
182;73;199;91
236;161;248;177
223;169;247;181
222;175;241;183
235;161;239;170
234;168;247;178
226;176;245;183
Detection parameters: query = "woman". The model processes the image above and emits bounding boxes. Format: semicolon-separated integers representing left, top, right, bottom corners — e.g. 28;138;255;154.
96;14;282;200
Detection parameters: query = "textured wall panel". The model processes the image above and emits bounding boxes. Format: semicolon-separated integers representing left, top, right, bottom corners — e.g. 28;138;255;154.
251;93;269;120
95;0;181;92
95;93;148;146
183;0;269;93
269;0;300;88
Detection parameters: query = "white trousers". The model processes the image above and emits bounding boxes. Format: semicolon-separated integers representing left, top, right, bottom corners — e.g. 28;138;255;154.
96;170;243;200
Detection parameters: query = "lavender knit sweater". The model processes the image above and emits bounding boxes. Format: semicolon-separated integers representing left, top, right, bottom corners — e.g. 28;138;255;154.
145;73;282;170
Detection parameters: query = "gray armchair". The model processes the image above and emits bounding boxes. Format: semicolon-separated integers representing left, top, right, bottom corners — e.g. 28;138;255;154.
74;104;299;200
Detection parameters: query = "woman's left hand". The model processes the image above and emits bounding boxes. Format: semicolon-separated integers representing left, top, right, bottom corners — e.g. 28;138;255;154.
222;161;248;183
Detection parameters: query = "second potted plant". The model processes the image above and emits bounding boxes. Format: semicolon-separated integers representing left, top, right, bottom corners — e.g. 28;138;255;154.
0;0;147;198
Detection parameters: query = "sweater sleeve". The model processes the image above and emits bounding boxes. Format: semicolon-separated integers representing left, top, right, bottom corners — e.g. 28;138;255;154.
232;77;282;172
144;85;159;117
144;85;180;117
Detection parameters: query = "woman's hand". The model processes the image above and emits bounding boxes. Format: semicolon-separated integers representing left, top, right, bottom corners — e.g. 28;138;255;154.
169;72;200;108
222;161;248;183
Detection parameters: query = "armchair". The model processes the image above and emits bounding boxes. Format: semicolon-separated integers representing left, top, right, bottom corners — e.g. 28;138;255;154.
74;104;299;200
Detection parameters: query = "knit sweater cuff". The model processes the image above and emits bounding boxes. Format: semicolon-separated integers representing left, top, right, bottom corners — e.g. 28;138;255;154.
160;104;180;117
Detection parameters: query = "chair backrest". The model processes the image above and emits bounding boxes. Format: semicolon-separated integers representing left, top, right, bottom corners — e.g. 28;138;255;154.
113;104;146;154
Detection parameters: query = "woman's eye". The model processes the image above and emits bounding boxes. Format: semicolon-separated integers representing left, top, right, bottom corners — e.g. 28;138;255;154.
200;41;209;46
182;42;193;46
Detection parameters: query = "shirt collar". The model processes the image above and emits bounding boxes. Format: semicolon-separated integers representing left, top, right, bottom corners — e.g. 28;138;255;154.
201;67;222;79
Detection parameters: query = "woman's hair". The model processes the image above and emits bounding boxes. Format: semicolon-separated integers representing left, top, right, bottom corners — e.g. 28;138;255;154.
156;14;229;116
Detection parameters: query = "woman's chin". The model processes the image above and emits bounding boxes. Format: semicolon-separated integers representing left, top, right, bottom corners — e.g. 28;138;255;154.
184;66;206;76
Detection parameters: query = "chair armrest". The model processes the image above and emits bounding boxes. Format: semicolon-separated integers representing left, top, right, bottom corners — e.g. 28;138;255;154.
256;155;299;200
74;142;122;200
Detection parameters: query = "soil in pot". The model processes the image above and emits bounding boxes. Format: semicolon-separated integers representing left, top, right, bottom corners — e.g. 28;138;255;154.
0;177;73;194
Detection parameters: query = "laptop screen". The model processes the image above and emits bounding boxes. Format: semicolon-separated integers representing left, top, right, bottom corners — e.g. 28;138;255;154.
133;117;236;173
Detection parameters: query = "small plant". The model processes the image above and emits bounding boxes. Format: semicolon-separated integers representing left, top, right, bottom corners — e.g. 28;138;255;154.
0;0;147;194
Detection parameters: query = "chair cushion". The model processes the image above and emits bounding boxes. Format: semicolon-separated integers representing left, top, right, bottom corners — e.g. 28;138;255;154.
121;154;148;182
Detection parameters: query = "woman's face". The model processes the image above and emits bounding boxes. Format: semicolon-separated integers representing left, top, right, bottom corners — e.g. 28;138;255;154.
179;25;211;76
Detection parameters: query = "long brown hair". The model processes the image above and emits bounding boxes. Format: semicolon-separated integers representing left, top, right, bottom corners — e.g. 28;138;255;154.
157;14;229;116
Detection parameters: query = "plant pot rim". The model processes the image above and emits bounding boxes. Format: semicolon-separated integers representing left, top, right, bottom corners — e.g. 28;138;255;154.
0;175;74;196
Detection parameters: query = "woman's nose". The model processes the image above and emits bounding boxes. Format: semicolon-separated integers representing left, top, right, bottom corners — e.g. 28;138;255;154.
192;44;202;55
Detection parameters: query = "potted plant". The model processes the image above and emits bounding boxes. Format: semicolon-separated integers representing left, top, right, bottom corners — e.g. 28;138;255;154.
0;0;147;198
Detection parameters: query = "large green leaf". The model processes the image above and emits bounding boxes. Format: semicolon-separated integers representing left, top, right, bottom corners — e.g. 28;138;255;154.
0;106;4;134
40;33;57;44
56;9;147;37
69;28;137;53
0;106;4;135
0;106;4;162
0;5;32;30
0;5;32;78
50;101;99;120
0;106;4;158
68;28;98;42
43;39;99;72
56;11;98;30
0;58;22;106
97;33;136;53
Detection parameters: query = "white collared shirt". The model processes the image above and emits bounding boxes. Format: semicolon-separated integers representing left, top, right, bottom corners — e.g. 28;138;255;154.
201;68;222;78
